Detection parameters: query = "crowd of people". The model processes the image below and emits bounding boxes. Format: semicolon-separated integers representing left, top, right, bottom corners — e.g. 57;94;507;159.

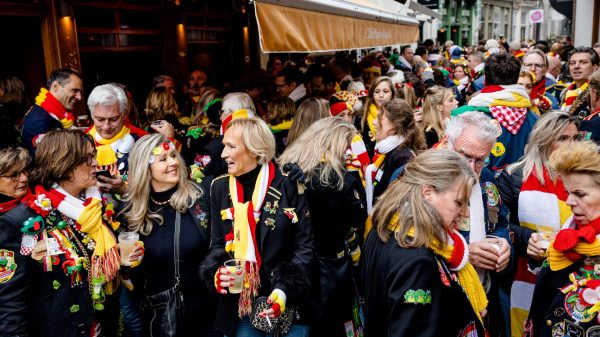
1;36;600;337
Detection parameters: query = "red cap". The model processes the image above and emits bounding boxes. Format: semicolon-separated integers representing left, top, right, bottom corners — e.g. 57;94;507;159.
330;102;350;116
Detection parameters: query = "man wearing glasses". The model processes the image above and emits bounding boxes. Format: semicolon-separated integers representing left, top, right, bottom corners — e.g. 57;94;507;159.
441;110;513;337
522;50;560;112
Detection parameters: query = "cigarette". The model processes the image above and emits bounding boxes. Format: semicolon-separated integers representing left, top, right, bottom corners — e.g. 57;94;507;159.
266;315;272;328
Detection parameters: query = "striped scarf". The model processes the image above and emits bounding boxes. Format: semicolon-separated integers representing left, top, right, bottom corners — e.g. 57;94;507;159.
219;109;255;135
366;103;378;140
393;223;488;323
562;82;589;111
510;166;571;337
35;88;75;129
221;162;275;316
36;185;120;284
365;135;404;213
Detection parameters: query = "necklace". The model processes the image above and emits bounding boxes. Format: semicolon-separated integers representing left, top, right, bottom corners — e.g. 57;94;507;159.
150;196;170;206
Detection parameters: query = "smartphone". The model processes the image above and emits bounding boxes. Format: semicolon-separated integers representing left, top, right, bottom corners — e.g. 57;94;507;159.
96;170;113;179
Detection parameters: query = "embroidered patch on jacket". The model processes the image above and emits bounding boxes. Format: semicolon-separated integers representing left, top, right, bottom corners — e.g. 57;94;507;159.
491;142;505;157
484;182;500;207
0;249;17;283
403;289;431;305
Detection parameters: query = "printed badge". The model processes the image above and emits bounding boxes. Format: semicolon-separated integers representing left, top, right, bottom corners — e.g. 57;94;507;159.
0;250;17;283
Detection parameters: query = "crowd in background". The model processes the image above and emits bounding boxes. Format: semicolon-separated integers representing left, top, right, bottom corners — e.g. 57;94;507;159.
1;36;600;337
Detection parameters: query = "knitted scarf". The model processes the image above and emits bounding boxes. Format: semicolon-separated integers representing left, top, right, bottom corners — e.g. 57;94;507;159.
345;134;370;179
468;84;531;134
0;189;32;215
510;166;571;336
34;185;119;283
269;119;293;133
399;224;488;323
548;216;600;271
562;82;589;111
221;162;276;317
365;135;404;213
219;109;255;135
34;88;75;129
88;124;136;159
366;103;378;140
530;79;552;115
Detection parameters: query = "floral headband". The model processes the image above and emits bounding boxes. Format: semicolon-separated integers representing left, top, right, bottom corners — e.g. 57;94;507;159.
149;141;176;164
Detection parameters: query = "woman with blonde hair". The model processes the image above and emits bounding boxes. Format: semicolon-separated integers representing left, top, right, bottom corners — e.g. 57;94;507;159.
525;141;600;336
123;133;216;336
279;117;367;336
497;111;580;336
360;76;395;156
202;117;315;337
363;149;487;337
287;97;330;145
421;85;458;148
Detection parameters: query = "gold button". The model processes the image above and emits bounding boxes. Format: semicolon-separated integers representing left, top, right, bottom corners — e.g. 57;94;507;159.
546;320;552;326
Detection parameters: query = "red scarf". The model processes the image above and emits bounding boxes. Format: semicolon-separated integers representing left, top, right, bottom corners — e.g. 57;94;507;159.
530;79;546;101
35;88;75;129
0;190;33;215
554;217;600;262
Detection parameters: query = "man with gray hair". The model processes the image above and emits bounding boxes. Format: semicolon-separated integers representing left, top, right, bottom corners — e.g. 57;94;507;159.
442;110;513;337
86;83;174;194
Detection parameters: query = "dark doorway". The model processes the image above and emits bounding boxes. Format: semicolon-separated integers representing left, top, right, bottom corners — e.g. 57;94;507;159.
0;15;46;102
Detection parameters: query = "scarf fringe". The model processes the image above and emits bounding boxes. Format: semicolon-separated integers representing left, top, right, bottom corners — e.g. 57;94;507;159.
238;261;261;317
91;246;120;283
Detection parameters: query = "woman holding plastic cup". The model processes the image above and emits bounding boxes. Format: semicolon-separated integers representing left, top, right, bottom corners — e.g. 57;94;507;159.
0;129;123;337
201;117;315;337
497;111;579;336
123;133;217;336
524;141;600;336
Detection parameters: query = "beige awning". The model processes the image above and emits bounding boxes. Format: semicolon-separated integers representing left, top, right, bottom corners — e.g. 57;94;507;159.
254;1;419;53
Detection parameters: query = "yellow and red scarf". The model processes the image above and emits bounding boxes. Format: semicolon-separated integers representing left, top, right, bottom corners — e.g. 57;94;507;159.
30;185;120;287
221;162;276;316
549;216;600;271
562;82;589;111
35;88;75;129
219;109;255;135
388;219;488;323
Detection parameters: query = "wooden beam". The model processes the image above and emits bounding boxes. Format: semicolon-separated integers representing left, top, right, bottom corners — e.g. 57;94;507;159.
0;2;44;16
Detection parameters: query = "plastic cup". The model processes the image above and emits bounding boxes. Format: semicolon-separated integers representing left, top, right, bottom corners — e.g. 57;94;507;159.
118;232;139;266
537;228;557;250
224;259;244;294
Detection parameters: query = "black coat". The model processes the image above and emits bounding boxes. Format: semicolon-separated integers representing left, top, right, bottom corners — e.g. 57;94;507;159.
21;105;62;157
304;170;367;337
0;204;118;337
525;257;600;337
372;147;414;199
363;230;486;337
200;167;315;337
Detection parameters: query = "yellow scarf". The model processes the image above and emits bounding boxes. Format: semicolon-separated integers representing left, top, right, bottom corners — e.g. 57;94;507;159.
562;82;589;110
269;119;293;133
392;222;488;323
548;239;600;271
88;124;130;145
366;103;378;139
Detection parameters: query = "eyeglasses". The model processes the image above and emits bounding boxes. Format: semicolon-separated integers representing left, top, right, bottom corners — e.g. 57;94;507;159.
0;170;28;182
84;151;98;166
523;63;545;69
275;82;288;89
448;138;488;168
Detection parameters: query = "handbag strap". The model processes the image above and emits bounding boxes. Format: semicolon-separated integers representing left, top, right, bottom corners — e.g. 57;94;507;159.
174;211;181;288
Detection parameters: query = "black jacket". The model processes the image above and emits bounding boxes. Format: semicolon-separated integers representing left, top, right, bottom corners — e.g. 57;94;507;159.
21;105;62;157
0;204;118;337
372;147;414;199
305;170;367;256
200;167;315;337
525;257;600;337
363;230;486;337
